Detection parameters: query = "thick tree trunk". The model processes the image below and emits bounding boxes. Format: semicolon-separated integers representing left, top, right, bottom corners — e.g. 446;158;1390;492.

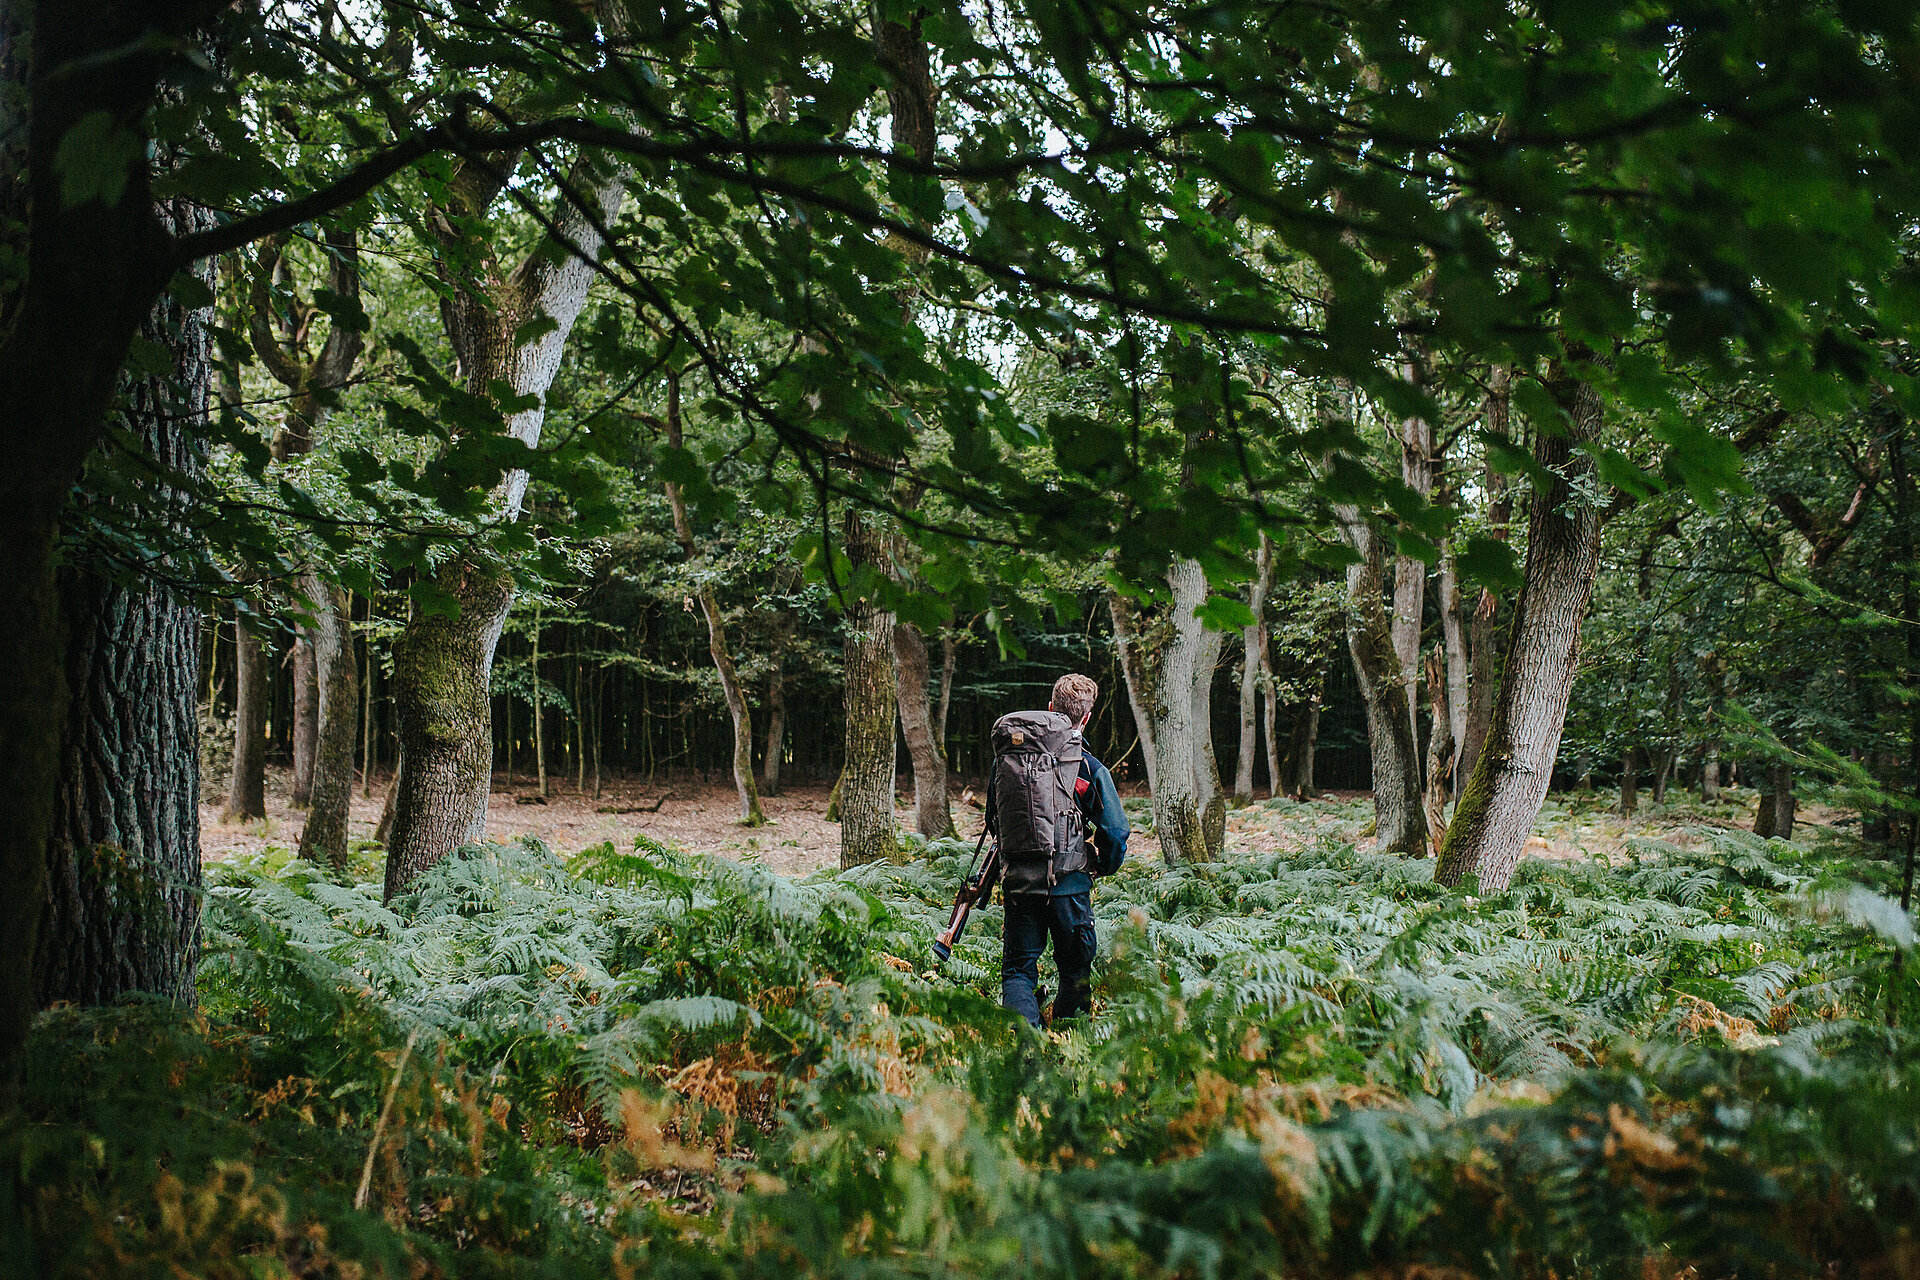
840;515;898;867
290;637;318;806
1700;743;1722;802
385;156;626;896
1756;762;1795;839
1234;535;1275;805
1620;745;1639;816
1148;561;1213;862
1436;363;1604;895
38;240;211;1009
0;0;208;1096
1339;514;1425;854
385;562;512;896
894;620;952;838
224;615;269;823
1109;590;1161;793
297;576;358;870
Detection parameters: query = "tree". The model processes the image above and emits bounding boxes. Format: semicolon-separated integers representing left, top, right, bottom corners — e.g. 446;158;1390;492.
1437;361;1604;894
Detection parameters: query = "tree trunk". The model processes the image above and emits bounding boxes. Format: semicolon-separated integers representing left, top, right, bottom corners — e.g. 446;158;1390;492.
385;156;626;897
290;637;318;807
1145;560;1214;862
1701;743;1722;802
361;622;376;798
297;576;358;870
934;630;957;748
1459;368;1511;787
1338;513;1425;854
531;613;548;799
1392;366;1436;751
1620;745;1640;816
894;620;952;838
1260;628;1283;799
1191;615;1228;856
1759;762;1795;839
1436;362;1604;895
1283;687;1322;799
1234;534;1275;806
1439;538;1471;797
761;636;786;797
840;515;898;867
1109;590;1160;793
224;614;268;823
1422;650;1454;853
37;231;211;1009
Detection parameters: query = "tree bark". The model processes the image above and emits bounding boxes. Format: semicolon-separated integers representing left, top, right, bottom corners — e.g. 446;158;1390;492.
531;613;548;799
1392;361;1436;751
1436;362;1605;894
1191;613;1228;855
934;629;957;748
1234;534;1275;805
1338;512;1425;854
1620;745;1639;816
894;619;952;838
1109;590;1160;792
839;515;897;867
1459;367;1511;786
1422;650;1454;852
1143;560;1216;862
1282;682;1323;799
37;220;212;1009
1439;537;1471;796
1260;626;1283;799
386;153;627;898
223;615;269;823
290;637;318;806
0;0;216;1096
761;620;787;796
297;575;358;870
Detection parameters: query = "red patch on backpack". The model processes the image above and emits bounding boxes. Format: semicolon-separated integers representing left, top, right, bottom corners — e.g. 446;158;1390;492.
1074;778;1090;798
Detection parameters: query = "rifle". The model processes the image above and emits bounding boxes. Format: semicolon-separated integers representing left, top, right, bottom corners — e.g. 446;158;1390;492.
932;827;998;963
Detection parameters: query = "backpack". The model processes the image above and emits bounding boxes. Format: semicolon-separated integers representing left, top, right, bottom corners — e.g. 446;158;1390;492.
989;710;1087;896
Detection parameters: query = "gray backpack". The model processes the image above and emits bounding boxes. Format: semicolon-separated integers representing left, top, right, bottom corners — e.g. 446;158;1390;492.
989;710;1087;896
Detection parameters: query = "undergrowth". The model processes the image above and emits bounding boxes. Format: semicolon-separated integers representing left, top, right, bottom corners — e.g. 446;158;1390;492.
4;828;1916;1278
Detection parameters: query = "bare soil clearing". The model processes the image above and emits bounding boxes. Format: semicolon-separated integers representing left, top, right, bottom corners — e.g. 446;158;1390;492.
201;768;1838;875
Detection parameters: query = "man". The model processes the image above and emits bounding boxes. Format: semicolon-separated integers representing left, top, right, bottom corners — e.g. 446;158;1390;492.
984;673;1130;1027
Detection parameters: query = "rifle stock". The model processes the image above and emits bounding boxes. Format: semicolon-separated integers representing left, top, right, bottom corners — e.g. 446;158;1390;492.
932;837;997;963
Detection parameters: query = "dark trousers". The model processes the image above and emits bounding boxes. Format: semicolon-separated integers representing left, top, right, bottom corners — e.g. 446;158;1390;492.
1001;891;1096;1028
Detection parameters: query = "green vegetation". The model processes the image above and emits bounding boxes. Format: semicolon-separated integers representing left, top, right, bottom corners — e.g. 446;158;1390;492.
9;821;1913;1277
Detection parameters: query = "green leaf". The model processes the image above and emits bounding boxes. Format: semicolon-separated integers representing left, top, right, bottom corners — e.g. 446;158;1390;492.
54;112;141;208
1457;535;1522;593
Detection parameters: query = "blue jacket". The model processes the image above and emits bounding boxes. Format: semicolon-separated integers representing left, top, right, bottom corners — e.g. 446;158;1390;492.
985;748;1130;896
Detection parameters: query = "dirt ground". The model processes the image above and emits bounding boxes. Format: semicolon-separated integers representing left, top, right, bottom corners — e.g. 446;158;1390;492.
201;767;1831;877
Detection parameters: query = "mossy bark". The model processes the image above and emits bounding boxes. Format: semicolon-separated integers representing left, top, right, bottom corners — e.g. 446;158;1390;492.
840;512;898;868
298;576;359;871
385;153;626;895
1436;363;1604;895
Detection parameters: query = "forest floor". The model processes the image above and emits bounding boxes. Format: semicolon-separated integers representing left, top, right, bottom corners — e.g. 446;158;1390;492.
200;766;1841;874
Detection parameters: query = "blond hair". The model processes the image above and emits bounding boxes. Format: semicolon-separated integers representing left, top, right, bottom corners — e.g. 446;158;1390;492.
1050;673;1098;725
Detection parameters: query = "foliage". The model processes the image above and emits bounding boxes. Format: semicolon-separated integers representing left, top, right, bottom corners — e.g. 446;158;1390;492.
8;829;1916;1277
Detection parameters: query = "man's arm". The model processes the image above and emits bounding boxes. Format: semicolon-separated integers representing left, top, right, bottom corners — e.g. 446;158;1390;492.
1079;755;1130;876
